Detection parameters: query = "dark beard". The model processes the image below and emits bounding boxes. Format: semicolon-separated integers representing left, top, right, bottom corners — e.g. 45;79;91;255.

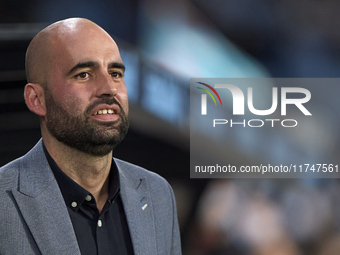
44;89;129;156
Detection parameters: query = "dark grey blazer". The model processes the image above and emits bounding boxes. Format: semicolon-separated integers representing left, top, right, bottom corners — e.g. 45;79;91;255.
0;139;181;254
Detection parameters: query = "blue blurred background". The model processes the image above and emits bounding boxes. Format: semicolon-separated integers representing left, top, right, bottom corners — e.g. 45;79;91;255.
1;0;340;254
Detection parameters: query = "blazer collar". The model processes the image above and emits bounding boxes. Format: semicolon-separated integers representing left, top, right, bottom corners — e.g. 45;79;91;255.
11;139;81;255
115;159;158;255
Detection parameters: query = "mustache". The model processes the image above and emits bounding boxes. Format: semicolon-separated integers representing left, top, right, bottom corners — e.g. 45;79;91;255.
85;97;126;116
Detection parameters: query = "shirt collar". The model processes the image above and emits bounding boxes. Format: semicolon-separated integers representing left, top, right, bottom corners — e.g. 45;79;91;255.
42;142;120;212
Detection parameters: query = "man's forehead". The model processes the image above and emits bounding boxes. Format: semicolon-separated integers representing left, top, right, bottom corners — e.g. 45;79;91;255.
44;18;117;51
49;29;122;68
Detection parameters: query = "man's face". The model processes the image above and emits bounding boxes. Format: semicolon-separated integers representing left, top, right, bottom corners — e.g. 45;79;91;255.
43;24;129;156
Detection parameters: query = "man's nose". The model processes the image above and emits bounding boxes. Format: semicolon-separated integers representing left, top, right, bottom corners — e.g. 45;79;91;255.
95;72;118;97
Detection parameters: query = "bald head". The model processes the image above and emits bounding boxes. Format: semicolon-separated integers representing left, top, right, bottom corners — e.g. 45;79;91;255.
25;18;114;86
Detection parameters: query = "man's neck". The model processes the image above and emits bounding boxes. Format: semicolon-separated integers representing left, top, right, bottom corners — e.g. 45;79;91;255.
43;135;112;213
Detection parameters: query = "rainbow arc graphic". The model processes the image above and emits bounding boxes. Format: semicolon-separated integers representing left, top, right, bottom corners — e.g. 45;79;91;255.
196;82;222;115
196;82;222;106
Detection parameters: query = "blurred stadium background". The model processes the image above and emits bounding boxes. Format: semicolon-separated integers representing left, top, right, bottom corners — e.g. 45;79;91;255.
1;0;340;254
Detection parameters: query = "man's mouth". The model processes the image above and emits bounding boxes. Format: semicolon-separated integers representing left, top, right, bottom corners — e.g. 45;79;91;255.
90;105;121;123
94;109;116;115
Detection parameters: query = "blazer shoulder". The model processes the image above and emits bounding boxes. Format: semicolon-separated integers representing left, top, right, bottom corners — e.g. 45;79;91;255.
0;139;49;195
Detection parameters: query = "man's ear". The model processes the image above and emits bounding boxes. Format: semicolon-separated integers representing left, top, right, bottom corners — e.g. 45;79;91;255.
24;83;46;116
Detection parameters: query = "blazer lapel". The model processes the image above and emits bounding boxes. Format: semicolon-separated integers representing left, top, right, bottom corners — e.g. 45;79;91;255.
11;140;81;255
117;160;157;255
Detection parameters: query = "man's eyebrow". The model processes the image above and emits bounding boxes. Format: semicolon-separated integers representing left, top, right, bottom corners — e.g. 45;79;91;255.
67;61;99;76
108;62;126;72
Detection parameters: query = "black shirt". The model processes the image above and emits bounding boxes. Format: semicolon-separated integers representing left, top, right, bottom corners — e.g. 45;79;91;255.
43;144;134;255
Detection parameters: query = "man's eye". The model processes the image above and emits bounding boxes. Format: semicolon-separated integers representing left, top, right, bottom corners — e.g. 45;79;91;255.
75;72;89;79
110;71;123;79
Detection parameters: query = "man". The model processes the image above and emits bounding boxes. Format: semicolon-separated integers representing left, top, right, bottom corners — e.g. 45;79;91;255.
0;18;181;255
